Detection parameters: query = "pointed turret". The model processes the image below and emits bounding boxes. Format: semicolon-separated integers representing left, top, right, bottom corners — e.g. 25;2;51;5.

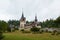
35;14;37;22
32;14;38;27
21;12;24;19
19;9;26;30
35;15;37;22
20;9;26;21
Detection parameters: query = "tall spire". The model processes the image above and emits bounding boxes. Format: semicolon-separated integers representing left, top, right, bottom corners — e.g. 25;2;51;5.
21;8;24;18
35;14;37;22
21;13;24;18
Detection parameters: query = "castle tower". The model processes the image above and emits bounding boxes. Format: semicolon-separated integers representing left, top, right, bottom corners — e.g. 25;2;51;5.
34;14;38;27
19;11;26;30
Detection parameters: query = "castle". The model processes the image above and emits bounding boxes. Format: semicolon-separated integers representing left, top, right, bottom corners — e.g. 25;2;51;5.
19;12;41;30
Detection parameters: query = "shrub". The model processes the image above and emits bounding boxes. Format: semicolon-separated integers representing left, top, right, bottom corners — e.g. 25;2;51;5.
45;29;48;32
48;31;52;33
30;27;40;32
39;30;44;34
51;30;57;35
56;31;60;35
12;29;15;32
7;27;11;32
0;31;4;40
21;29;31;33
20;29;24;32
7;27;15;32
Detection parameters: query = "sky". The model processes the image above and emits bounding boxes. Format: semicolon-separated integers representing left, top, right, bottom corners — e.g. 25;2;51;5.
0;0;60;22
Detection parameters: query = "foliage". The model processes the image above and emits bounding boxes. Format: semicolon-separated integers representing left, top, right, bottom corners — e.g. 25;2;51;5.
54;16;60;28
0;21;5;40
20;29;24;32
0;31;4;40
30;26;40;32
39;30;44;34
0;20;8;32
21;29;31;33
40;16;60;28
7;27;11;32
51;30;57;35
8;20;20;26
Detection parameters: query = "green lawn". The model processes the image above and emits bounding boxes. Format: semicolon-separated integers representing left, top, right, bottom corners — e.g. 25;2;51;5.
3;31;60;40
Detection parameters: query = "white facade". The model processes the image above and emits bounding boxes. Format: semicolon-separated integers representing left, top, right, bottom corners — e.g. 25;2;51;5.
19;13;41;31
19;21;26;30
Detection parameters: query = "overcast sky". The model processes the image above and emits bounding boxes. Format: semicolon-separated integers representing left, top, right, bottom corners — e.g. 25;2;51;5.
0;0;60;22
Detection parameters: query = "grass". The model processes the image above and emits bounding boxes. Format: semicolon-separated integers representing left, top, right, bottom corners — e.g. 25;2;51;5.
3;31;60;40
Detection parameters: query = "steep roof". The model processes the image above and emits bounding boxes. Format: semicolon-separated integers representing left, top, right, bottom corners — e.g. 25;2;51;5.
20;13;26;21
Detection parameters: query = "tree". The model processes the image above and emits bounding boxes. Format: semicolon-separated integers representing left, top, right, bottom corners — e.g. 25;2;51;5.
8;20;20;26
40;19;56;28
0;21;8;32
56;16;60;23
54;16;60;28
0;30;4;40
8;20;20;30
0;21;4;40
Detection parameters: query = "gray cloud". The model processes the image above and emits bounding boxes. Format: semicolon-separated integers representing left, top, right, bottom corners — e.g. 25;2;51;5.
0;0;60;21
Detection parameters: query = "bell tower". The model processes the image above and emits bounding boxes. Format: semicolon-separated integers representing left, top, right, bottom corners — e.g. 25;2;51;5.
19;9;26;30
34;14;38;27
